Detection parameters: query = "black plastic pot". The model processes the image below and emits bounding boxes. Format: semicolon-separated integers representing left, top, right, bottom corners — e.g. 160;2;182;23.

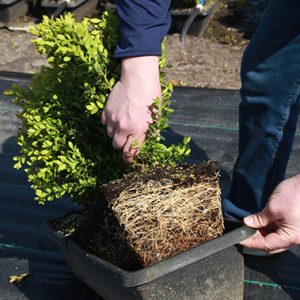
40;0;98;20
0;0;28;23
44;220;255;300
170;0;220;40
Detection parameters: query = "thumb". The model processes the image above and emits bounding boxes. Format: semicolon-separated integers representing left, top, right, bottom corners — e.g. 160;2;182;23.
240;210;273;249
243;210;272;229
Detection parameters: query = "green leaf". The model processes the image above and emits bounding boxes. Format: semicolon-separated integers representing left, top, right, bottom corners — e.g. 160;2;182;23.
4;89;14;96
68;141;74;149
96;101;104;109
36;190;46;198
185;149;191;155
58;164;66;171
100;93;106;102
57;34;65;40
183;136;191;145
86;104;99;114
109;77;115;88
14;162;22;169
42;15;49;24
178;148;185;155
9;273;29;284
90;18;100;24
43;106;50;113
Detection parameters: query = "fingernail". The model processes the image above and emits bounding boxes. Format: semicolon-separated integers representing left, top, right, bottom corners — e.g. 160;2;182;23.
245;215;254;225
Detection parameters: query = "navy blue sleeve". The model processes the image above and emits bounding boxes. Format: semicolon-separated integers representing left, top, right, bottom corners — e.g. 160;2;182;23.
114;0;172;58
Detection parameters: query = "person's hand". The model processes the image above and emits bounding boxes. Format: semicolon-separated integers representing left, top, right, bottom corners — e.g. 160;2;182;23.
101;56;161;164
240;174;300;254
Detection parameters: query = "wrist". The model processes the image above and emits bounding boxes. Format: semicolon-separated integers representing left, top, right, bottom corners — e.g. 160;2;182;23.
120;56;160;82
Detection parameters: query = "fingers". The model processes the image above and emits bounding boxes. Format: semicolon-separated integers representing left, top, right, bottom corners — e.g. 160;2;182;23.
243;213;269;229
241;210;281;252
112;130;127;150
264;231;294;254
243;206;277;229
104;119;145;163
123;133;145;164
240;230;266;249
101;110;147;163
268;247;289;254
101;111;107;125
240;230;291;254
106;122;115;138
241;208;295;253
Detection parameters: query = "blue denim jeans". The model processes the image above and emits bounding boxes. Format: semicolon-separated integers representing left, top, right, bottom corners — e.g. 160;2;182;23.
222;0;300;220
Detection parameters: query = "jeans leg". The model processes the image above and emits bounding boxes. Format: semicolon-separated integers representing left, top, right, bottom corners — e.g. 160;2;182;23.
222;0;300;220
263;100;300;200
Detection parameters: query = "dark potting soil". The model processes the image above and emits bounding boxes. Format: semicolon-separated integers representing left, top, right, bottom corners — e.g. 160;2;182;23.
50;161;223;271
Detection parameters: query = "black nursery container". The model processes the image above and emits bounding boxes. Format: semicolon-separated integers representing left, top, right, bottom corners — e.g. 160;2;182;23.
44;220;255;300
0;0;28;23
40;0;98;20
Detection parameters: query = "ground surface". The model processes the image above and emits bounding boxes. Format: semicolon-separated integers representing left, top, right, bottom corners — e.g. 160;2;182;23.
0;0;253;89
165;34;244;89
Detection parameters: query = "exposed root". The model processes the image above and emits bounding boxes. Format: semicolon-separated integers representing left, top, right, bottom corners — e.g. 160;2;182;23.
108;162;223;267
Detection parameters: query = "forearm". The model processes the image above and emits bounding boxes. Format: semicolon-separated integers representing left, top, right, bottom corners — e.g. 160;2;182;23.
115;0;172;58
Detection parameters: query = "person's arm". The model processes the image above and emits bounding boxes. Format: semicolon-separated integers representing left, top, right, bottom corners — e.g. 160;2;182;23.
241;174;300;253
101;56;161;163
101;0;171;163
